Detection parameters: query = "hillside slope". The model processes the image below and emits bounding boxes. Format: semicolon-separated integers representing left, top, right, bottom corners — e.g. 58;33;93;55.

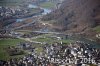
42;0;100;33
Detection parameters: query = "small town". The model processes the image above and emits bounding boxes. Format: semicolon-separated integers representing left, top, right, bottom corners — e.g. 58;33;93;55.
0;0;100;66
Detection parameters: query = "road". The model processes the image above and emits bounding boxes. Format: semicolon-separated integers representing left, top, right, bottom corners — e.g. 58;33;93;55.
15;30;63;34
13;20;37;30
17;37;43;44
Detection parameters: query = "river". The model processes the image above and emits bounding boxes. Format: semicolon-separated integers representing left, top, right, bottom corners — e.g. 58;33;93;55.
16;4;51;22
28;4;51;15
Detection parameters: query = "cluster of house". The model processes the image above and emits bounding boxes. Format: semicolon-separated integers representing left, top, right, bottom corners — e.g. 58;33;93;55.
0;40;100;66
96;34;100;39
0;6;30;19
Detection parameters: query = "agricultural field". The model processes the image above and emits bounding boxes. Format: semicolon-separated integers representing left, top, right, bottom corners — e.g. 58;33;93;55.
0;0;29;6
0;39;25;60
32;34;74;44
39;2;56;9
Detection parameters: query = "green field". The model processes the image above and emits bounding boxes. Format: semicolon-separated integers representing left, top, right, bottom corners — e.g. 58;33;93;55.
62;39;74;44
0;39;25;60
94;26;100;33
0;2;19;6
39;2;56;9
33;37;55;44
28;8;43;15
32;34;73;44
0;0;26;6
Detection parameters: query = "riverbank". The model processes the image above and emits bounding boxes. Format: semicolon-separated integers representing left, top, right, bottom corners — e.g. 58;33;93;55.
0;3;52;26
